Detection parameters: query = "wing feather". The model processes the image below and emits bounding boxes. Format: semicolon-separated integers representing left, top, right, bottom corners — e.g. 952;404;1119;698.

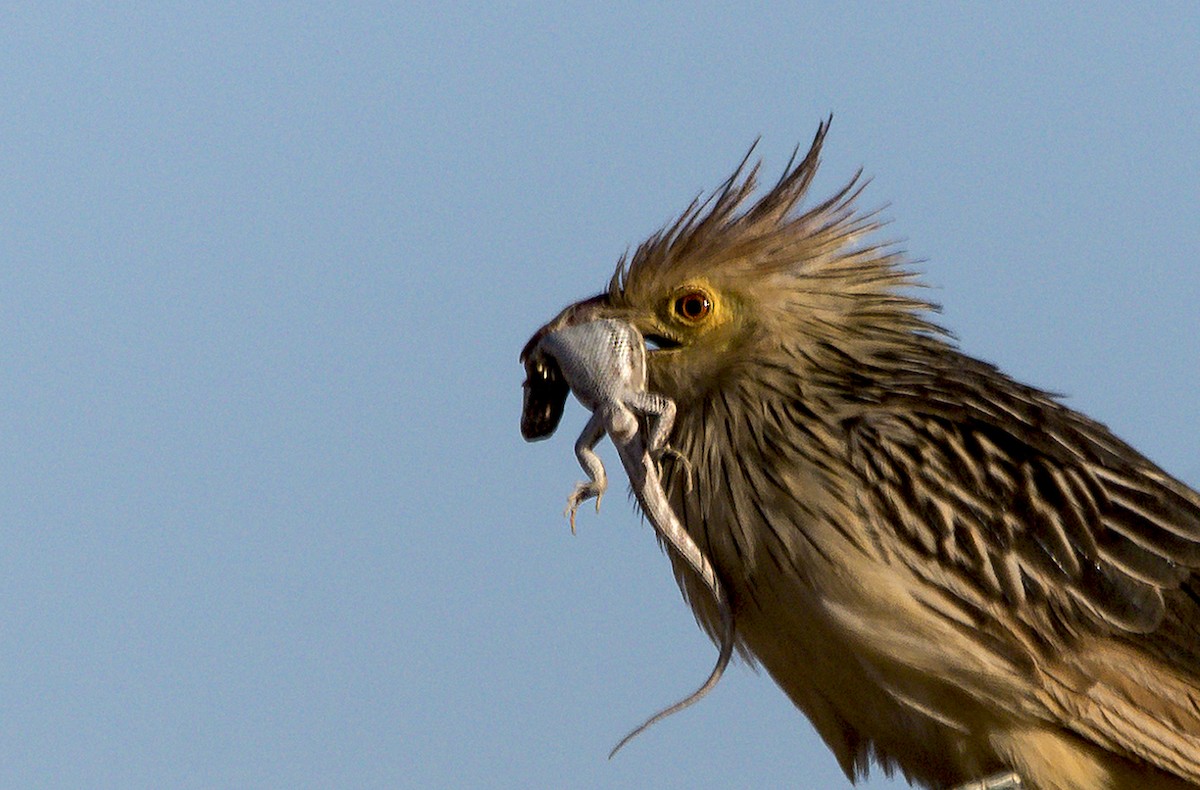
848;349;1200;637
845;353;1200;776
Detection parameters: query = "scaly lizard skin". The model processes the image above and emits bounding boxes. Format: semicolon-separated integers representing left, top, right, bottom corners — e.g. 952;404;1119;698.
535;318;675;531
523;317;736;758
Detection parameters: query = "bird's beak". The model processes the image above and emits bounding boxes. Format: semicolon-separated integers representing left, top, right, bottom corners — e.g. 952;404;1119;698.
518;294;613;365
518;293;673;440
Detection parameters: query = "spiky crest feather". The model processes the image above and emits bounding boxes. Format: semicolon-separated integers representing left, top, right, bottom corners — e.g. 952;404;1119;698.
609;119;946;362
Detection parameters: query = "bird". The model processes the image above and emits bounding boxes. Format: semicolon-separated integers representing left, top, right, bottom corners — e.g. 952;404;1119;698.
520;119;1200;790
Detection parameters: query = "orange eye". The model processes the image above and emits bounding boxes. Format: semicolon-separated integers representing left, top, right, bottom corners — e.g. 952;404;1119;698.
674;291;712;322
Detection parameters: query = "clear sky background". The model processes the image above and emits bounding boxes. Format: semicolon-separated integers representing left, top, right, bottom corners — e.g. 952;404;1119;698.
3;4;1198;789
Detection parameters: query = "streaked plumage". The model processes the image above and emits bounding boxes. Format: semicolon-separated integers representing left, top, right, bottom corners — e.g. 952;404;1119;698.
532;121;1200;789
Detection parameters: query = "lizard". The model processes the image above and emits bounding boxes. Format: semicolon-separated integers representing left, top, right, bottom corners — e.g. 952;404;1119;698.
520;315;736;758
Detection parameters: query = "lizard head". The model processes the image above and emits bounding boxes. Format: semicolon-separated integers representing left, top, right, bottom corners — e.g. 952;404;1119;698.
518;293;612;441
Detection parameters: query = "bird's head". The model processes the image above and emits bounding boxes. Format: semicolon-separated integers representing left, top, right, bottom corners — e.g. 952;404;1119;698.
521;119;943;440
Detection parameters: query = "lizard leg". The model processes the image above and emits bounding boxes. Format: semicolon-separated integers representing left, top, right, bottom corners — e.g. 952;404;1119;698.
628;391;693;490
566;411;608;533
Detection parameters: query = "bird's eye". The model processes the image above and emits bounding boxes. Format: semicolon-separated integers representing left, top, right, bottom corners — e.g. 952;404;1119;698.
674;291;712;322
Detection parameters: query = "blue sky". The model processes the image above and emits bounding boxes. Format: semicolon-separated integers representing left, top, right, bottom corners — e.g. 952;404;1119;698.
3;4;1198;789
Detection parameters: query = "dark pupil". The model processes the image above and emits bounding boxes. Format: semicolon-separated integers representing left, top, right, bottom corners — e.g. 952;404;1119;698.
679;294;707;318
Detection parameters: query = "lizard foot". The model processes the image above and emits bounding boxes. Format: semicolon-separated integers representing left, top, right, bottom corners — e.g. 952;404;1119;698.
565;481;605;534
652;445;694;492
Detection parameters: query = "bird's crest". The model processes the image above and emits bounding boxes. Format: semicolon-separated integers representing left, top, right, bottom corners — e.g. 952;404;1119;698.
609;118;944;358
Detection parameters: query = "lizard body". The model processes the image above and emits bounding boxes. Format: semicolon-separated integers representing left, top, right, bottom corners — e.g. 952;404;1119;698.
523;317;735;757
